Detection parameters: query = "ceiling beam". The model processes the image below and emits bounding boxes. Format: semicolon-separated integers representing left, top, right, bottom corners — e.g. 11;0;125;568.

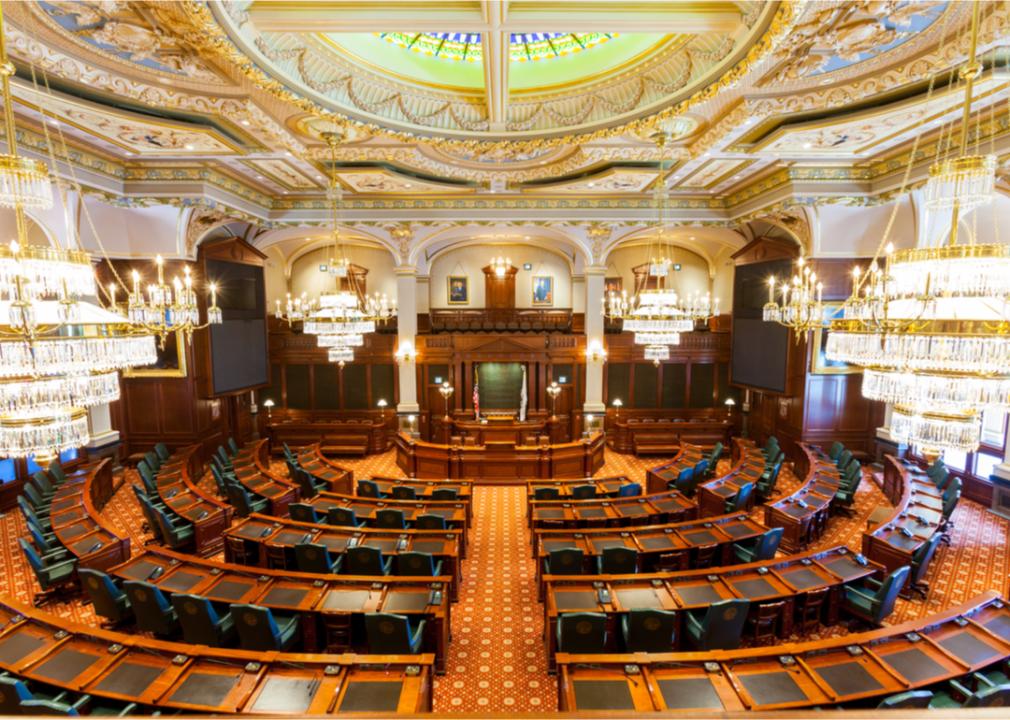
482;0;509;130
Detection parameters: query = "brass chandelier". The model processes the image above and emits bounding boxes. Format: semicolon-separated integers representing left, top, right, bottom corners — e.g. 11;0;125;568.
825;0;1008;455
762;254;826;339
603;130;717;362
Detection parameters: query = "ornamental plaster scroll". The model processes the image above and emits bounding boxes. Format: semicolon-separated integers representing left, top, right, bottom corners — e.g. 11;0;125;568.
387;224;415;265
185;203;238;254
586;224;613;265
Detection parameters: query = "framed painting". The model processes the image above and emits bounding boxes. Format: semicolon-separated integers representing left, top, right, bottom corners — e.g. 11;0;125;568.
811;302;860;374
532;275;554;306
604;276;623;295
124;331;187;378
447;275;469;304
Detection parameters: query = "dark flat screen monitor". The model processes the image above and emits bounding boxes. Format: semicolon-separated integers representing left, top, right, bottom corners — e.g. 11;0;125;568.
205;259;267;395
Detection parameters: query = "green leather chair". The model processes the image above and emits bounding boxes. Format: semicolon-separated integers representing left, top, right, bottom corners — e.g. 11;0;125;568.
356;479;382;498
621;609;676;652
345;545;392;576
122;581;179;638
151;503;195;551
534;486;560;501
394;551;443;577
598;546;638;574
19;539;76;606
289;502;321;523
908;531;943;599
684;599;750;650
327;506;365;527
376;508;407;530
295;542;341;574
47;460;68;486
231;603;300;651
155;442;172;462
0;675;87;715
724;482;755;513
79;569;132;627
756;459;784;499
571;484;597;499
415;513;447;530
877;690;934;708
226;483;268;517
842;565;910;626
391;485;417;500
364;612;425;654
556;612;607;653
707;442;724;469
544;547;584;576
930;680;1010;708
733;527;783;564
828;441;844;461
171;594;236;648
939;489;961;544
431;488;458;501
673;467;695;496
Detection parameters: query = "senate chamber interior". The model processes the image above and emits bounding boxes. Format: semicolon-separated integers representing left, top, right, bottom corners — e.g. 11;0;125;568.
0;1;1009;718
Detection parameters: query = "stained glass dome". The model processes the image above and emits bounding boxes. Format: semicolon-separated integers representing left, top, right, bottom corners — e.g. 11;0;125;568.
379;32;616;63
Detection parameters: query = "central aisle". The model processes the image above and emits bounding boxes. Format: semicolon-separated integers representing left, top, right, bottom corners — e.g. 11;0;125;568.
433;486;556;713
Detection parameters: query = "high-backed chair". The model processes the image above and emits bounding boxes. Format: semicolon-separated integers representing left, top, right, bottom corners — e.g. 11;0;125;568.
0;676;84;715
144;451;162;472
757;459;784;499
29;471;55;500
327;507;365;527
908;532;943;599
534;487;560;501
939;489;961;544
394;551;443;577
617;482;642;497
431;488;458;501
79;569;132;627
130;488;164;544
122;581;178;638
293;469;321;500
171;594;236;647
356;479;382;498
345;545;391;576
27;524;69;564
745;600;785;644
621;609;676;653
364;613;425;654
415;514;447;530
795;586;830;633
228;437;241;456
597;546;638;574
708;441;724;469
226;483;268;518
375;508;406;530
724;482;754;513
151;504;195;551
18;496;51;532
289;503;321;524
47;460;68;486
842;565;910;626
295;543;340;574
231;603;299;651
155;442;171;462
19;539;76;606
391;485;417;500
556;612;607;653
878;691;934;709
673;467;694;496
732;527;783;564
684;599;750;650
693;460;709;481
544;547;584;576
22;483;51;512
571;484;597;500
209;465;231;497
828;441;844;461
930;681;1010;708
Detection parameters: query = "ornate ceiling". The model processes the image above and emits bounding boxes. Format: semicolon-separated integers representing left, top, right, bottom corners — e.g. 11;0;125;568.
2;0;1009;241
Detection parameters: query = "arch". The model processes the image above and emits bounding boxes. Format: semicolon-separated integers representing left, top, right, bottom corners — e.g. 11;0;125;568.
408;224;591;272
254;225;400;276
600;226;742;277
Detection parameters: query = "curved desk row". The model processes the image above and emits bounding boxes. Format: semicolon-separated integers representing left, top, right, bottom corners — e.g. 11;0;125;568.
696;439;766;517
645;443;706;494
48;459;130;572
305;490;471;536
294;443;354;494
532;511;767;578
543;545;881;669
862;455;944;589
231;440;300;517
225;516;463;599
556;591;1010;712
110;547;451;673
528;488;696;530
395;431;605;480
527;476;635;501
764;442;840;553
366;475;474;505
151;445;233;556
0;596;432;715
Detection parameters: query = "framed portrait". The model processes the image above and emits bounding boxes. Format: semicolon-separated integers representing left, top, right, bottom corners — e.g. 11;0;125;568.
124;331;188;378
532;275;554;306
811;302;860;374
447;275;469;305
604;277;623;295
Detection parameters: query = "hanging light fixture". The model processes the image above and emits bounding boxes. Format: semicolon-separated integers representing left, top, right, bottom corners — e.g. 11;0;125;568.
762;254;826;339
119;256;222;347
490;256;511;278
291;130;396;364
826;0;1008;455
602;130;717;356
0;5;157;459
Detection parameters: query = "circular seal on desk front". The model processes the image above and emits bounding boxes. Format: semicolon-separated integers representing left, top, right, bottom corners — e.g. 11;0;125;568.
576;621;593;635
643;617;662;631
380;620;396;635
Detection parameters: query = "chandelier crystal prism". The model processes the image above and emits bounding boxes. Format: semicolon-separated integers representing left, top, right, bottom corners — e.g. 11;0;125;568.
762;255;827;339
824;0;1008;455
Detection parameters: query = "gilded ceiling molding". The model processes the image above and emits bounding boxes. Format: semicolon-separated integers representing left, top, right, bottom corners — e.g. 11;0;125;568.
185;203;241;254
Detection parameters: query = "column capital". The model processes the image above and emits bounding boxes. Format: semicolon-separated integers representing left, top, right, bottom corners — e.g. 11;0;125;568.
395;265;418;276
584;265;608;276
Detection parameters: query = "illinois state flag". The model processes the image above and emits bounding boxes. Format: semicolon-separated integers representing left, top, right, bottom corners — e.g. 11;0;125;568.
473;368;479;420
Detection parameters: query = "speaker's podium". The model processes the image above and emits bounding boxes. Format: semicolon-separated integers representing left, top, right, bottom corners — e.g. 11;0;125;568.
452;413;546;445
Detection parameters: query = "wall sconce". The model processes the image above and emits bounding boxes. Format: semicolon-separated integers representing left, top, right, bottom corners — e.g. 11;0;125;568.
546;381;562;418
438;381;454;419
395;341;417;363
585;340;607;363
262;398;274;421
612;398;623;418
377;398;387;419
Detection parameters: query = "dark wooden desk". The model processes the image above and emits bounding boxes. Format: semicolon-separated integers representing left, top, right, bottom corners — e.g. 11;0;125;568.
0;596;432;714
267;417;392;456
294;444;354;494
151;445;232;556
527;476;635;501
230;440;300;517
608;416;731;455
110;547;452;673
528;489;697;530
556;591;1010;712
764;442;840;552
395;431;605;481
696;438;766;517
862;455;943;590
225;516;464;600
48;459;130;572
368;476;474;509
645;443;706;494
543;545;881;670
306;491;470;536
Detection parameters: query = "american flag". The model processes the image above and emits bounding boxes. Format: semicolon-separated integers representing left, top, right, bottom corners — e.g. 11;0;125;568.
473;368;479;420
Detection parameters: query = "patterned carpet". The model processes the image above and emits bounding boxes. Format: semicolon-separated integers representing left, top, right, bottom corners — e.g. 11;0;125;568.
0;447;1007;714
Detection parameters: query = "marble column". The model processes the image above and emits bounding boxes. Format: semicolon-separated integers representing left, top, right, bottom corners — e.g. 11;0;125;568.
583;266;606;415
395;265;419;414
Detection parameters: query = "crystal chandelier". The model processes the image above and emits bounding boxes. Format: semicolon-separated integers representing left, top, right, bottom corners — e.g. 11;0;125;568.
116;256;222;347
274;291;315;324
0;5;157;459
762;255;826;339
825;1;1008;455
490;256;511;278
290;131;396;364
602;131;717;357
